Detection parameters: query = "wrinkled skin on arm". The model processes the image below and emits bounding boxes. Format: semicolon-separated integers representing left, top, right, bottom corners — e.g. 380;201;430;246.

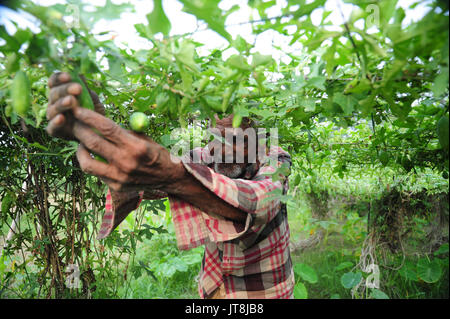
46;72;247;223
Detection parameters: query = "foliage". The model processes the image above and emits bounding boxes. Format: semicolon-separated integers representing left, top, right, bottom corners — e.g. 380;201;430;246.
0;0;448;298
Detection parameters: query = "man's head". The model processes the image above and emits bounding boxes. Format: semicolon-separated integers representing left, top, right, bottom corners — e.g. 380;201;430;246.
208;114;260;179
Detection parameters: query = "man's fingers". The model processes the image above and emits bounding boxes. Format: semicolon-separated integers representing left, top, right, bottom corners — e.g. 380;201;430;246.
48;72;71;88
49;82;82;104
73;107;129;145
46;114;66;135
76;144;112;178
73;121;117;162
46;95;79;120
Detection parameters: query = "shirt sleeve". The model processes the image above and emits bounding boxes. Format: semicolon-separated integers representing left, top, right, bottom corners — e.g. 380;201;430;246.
170;146;291;250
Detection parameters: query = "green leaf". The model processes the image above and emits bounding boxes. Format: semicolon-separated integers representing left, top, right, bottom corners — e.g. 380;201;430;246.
232;35;251;53
434;243;449;256
1;191;15;215
432;67;449;97
370;289;389;299
147;0;171;36
399;260;418;281
178;0;232;42
134;23;153;39
379;0;398;28
138;261;157;280
307;76;326;90
333;93;357;115
340;271;362;289
335;261;353;271
301;98;316;112
226;55;251;71
323;44;336;76
95;0;134;20
294;263;318;284
345;78;371;94
358;93;376;117
417;258;442;283
108;56;124;80
249;108;274;120
174;41;199;72
291;0;326;19
293;282;308;299
251;52;273;67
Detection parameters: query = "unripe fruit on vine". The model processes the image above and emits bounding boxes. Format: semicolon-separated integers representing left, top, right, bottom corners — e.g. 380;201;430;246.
221;88;233;113
293;174;301;186
6;53;19;73
437;115;449;151
232;114;242;128
306;146;314;163
69;72;95;110
129;112;149;133
11;70;31;117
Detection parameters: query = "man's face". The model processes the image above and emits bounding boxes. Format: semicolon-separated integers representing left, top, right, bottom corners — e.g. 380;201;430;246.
208;115;256;179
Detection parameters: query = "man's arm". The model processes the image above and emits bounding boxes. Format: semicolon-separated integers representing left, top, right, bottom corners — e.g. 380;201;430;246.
164;167;247;223
58;104;247;223
45;72;248;236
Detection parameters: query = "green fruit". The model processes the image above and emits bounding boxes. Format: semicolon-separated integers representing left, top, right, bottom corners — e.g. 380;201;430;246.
69;72;95;110
306;146;314;163
437;115;449;151
232;113;242;128
5;52;19;74
379;151;389;166
5;105;13;117
221;88;233;113
11;71;31;118
129;112;149;133
293;174;301;186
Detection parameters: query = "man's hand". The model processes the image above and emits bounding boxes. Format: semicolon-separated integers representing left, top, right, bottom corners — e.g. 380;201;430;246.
46;72;105;140
72;107;186;193
45;73;247;223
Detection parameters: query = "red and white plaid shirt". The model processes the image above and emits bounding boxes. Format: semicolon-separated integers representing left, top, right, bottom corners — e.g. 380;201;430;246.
99;145;294;299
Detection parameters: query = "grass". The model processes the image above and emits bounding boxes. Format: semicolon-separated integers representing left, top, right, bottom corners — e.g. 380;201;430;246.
115;232;202;299
288;188;449;299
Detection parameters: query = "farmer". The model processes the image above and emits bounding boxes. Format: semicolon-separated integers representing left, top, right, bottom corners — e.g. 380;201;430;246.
45;72;294;299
